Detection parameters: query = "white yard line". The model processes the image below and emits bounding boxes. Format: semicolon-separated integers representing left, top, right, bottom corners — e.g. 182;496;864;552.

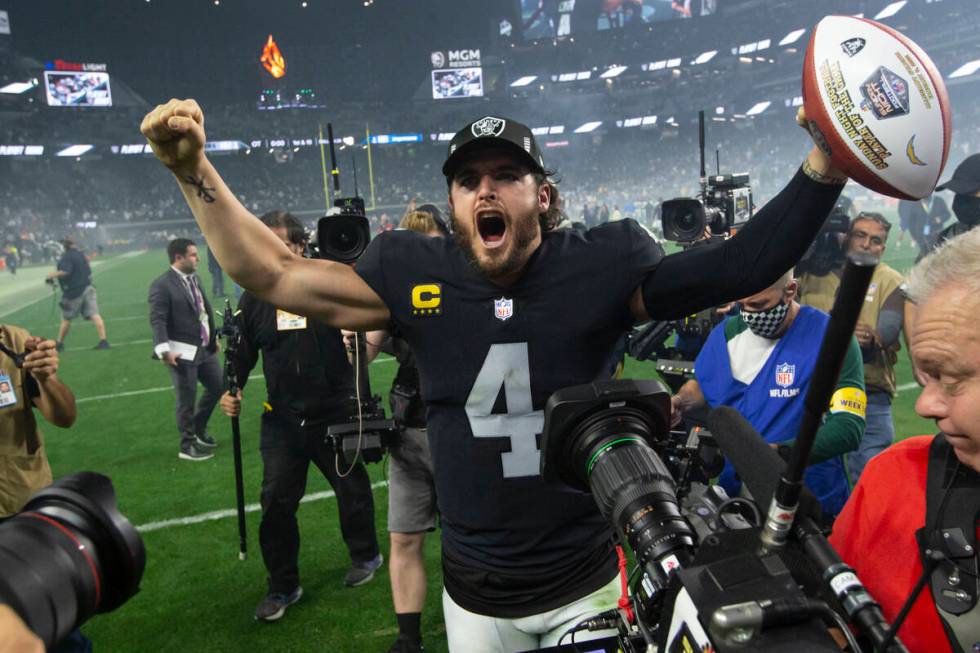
74;357;395;403
136;480;389;532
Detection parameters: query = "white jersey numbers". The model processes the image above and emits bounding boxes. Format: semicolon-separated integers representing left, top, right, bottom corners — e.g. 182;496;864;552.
464;343;544;479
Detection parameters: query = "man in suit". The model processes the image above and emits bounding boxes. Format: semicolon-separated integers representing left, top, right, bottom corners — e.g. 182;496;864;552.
149;238;223;461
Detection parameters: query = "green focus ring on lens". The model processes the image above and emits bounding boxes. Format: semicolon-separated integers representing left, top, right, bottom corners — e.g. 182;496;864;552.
587;437;645;476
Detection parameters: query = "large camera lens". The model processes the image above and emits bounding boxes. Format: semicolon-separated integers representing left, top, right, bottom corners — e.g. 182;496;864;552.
569;409;695;587
542;381;695;592
661;198;708;243
0;473;145;649
316;213;371;264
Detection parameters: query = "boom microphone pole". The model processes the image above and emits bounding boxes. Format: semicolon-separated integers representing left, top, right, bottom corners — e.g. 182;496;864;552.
760;251;877;552
218;300;248;560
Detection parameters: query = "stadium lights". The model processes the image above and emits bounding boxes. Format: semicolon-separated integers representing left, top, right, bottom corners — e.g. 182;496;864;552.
573;121;602;133
948;59;980;79
0;82;35;94
600;66;627;78
693;50;718;65
667;58;681;68
738;56;753;63
874;0;907;20
510;76;537;87
56;145;94;157
778;28;806;46
746;101;771;116
531;126;564;135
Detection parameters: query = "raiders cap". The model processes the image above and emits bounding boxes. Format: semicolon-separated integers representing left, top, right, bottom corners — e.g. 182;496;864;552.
936;153;980;195
442;116;546;181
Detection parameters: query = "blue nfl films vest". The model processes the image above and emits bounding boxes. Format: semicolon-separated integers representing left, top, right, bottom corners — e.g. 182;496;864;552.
695;306;850;515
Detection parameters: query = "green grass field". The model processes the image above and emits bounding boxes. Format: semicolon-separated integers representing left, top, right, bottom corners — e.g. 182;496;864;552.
0;233;934;653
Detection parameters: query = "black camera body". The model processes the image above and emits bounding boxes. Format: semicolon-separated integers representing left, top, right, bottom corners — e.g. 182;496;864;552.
661;174;753;243
316;196;371;264
327;395;401;465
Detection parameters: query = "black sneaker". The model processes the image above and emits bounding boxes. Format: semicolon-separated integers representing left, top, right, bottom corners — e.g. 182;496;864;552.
255;586;303;622
94;340;110;350
55;341;64;352
386;634;424;653
178;443;214;461
195;432;217;448
343;553;383;587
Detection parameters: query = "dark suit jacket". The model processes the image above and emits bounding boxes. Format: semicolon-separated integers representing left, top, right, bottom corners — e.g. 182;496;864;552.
148;268;217;359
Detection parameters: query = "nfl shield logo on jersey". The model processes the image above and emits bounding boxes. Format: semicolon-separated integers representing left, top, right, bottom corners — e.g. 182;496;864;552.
775;363;795;388
494;297;514;321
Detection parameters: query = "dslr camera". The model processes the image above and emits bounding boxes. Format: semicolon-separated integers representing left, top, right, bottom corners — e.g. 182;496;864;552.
660;173;753;244
0;473;145;650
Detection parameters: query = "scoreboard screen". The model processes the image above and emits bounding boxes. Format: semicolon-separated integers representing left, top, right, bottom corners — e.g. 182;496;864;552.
44;71;112;107
431;67;484;99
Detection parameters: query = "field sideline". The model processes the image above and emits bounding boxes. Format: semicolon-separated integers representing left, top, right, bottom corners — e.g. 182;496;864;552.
0;235;934;652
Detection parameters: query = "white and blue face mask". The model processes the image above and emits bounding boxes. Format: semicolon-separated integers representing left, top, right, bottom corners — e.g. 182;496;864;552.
740;300;790;339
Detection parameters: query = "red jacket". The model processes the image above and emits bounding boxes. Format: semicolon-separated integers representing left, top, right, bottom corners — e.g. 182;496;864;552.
830;435;966;653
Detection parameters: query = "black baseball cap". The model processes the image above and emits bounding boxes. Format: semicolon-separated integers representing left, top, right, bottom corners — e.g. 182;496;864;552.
442;116;546;181
936;154;980;195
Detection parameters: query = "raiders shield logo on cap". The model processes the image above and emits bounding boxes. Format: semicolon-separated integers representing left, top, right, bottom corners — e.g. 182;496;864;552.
472;117;507;138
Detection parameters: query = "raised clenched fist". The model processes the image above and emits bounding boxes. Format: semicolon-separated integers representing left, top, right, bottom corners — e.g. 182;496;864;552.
139;98;207;172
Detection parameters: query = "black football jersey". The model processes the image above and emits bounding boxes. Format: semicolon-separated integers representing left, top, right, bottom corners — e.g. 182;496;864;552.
356;219;663;615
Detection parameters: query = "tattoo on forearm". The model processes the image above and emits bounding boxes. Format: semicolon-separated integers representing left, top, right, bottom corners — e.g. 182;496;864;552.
182;175;217;203
802;159;847;185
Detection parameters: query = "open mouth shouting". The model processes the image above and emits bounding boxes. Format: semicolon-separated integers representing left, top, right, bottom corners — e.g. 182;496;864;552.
476;209;508;249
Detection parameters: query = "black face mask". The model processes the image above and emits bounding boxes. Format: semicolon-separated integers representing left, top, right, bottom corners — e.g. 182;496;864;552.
952;194;980;227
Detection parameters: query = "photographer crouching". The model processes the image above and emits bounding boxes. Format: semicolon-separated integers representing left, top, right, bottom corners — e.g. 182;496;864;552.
218;210;382;622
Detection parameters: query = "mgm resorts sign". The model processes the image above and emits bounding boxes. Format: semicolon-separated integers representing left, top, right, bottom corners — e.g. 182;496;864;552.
430;49;481;69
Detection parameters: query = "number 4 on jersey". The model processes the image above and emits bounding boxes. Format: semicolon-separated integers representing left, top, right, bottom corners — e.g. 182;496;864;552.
465;343;544;479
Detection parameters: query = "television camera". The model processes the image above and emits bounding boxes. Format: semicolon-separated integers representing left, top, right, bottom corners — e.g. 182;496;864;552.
313;193;401;465
629;111;748;390
537;254;909;653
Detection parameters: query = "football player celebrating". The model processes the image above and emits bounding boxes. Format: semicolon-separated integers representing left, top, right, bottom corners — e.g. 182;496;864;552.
141;101;848;653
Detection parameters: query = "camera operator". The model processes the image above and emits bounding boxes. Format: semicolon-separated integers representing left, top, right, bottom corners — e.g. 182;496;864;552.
0;325;82;651
830;227;980;653
141;99;849;652
45;238;109;352
671;271;866;515
0;327;77;517
218;211;381;623
345;207;447;653
799;212;906;483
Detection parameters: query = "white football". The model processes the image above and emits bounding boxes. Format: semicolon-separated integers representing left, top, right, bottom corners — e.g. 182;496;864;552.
803;15;952;200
